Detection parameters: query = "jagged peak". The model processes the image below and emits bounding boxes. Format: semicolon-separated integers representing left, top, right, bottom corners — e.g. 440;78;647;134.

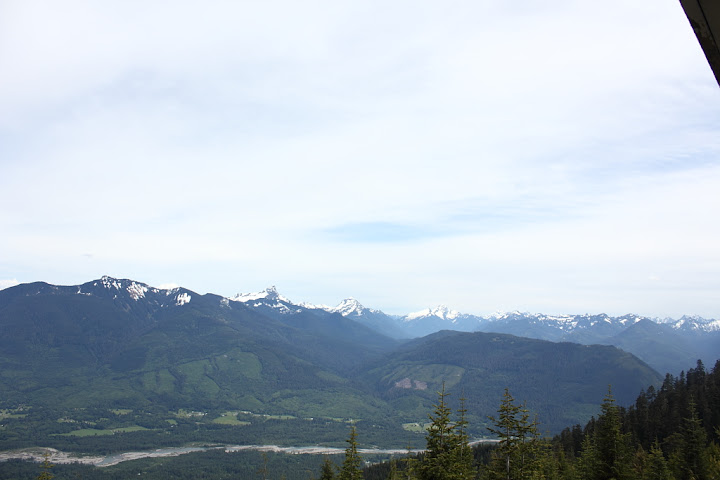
333;297;367;316
230;286;290;304
672;315;720;332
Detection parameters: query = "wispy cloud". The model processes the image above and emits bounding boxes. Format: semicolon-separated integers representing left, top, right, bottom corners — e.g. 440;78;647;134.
324;222;441;243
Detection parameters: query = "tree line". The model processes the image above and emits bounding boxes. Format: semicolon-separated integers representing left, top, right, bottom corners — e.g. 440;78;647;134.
358;359;720;479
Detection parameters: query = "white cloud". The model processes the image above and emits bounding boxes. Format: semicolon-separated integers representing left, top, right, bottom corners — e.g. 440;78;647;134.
0;279;19;290
1;0;718;317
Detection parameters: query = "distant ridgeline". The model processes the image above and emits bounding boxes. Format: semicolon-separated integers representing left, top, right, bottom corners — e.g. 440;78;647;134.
232;284;718;377
0;276;710;451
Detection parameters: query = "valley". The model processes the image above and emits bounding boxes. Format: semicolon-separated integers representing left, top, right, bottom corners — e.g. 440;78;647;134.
0;277;717;478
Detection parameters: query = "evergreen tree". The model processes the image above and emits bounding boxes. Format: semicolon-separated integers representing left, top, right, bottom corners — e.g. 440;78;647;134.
595;386;633;480
388;459;401;480
484;388;542;480
552;447;574;480
486;388;522;480
257;452;270;480
418;383;476;480
320;455;336;480
37;452;54;480
419;383;456;480
403;446;420;480
634;444;649;479
339;426;363;480
453;395;477;480
679;400;708;480
642;441;674;480
703;441;720;480
576;431;601;480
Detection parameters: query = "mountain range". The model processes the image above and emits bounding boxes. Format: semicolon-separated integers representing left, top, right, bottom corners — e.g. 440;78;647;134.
0;276;712;447
231;285;719;376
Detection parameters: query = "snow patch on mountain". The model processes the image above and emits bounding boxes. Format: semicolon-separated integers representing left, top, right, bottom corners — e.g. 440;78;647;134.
175;293;191;306
298;301;331;310
536;314;578;330
251;301;294;314
127;283;148;300
672;315;720;332
488;310;525;320
95;276;149;301
100;276;122;291
707;320;720;332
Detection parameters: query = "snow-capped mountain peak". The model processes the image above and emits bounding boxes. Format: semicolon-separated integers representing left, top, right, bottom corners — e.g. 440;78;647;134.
293;297;386;319
673;315;720;332
333;298;367;316
405;304;460;322
228;286;299;314
230;286;290;304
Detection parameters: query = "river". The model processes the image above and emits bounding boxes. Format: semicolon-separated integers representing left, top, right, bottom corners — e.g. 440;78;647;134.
0;444;427;468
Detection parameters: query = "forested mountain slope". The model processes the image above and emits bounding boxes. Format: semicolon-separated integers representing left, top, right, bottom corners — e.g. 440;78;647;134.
0;278;396;419
357;330;662;434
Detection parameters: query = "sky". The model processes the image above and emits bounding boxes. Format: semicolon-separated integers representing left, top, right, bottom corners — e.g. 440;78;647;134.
1;1;719;318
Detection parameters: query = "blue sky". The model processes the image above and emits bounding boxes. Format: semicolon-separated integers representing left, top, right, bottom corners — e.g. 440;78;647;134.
1;0;719;318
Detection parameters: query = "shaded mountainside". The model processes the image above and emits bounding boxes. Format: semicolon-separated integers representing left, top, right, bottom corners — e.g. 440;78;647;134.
357;330;663;434
603;318;698;378
383;311;718;377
